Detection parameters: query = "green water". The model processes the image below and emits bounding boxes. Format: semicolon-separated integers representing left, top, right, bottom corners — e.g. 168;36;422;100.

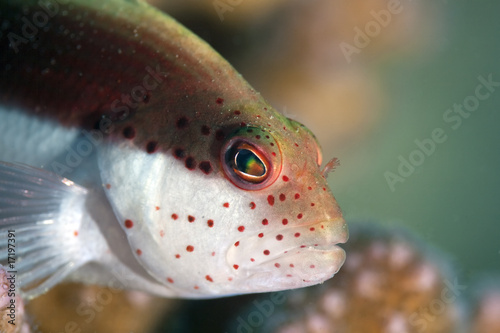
330;0;500;281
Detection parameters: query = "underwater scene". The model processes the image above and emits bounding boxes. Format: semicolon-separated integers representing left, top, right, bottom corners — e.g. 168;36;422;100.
1;0;499;332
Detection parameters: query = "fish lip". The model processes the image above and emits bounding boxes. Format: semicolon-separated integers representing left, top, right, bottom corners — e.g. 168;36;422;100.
226;218;348;271
281;218;349;248
260;218;348;261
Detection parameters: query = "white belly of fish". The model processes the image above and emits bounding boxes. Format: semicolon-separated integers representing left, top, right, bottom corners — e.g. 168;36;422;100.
0;107;175;299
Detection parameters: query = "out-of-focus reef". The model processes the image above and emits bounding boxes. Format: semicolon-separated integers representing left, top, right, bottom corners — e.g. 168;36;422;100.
470;286;500;333
25;284;176;333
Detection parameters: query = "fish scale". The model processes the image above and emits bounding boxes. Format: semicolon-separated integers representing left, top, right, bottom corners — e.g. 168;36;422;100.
0;0;348;299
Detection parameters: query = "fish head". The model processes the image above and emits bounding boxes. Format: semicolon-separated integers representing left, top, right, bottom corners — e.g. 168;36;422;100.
99;99;348;298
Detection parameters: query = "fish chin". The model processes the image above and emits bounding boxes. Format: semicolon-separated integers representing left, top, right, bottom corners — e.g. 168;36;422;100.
242;245;346;293
227;219;348;292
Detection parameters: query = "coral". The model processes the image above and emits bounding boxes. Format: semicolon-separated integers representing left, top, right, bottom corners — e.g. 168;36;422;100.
25;283;176;333
470;288;500;333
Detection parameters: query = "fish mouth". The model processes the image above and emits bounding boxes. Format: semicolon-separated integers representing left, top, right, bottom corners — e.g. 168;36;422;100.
226;218;348;289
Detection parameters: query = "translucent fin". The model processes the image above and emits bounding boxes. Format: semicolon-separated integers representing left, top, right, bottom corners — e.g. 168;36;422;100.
0;162;96;299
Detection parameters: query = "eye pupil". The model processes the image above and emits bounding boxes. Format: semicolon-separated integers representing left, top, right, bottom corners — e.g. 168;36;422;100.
235;149;266;177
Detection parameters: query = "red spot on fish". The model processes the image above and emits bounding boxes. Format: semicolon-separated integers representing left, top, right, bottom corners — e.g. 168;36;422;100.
282;175;289;182
186;245;194;252
276;234;283;241
105;183;111;189
294;193;300;199
155;206;160;211
250;258;255;262
234;241;240;247
175;254;180;258
201;125;211;136
73;231;78;237
173;148;186;159
311;203;315;207
124;219;134;229
206;275;214;282
123;126;136;139
310;265;315;268
255;135;261;139
282;218;288;225
185;156;196;170
279;194;286;201
295;143;299;147
215;129;225;141
240;122;247;127
136;249;142;256
295;232;301;237
223;202;229;208
212;252;216;256
290;264;295;268
275;263;280;268
234;110;241;115
271;152;276;157
194;285;199;290
323;187;327;191
249;202;256;209
262;219;269;225
146;141;158;154
176;116;189;129
216;97;224;105
233;265;239;270
267;195;275;206
199;161;212;174
238;226;245;232
167;277;174;283
258;233;264;238
171;214;178;220
263;250;270;256
207;219;214;228
160;230;165;237
270;142;275;147
321;225;325;229
188;215;195;222
310;227;315;231
297;213;303;219
308;186;313;190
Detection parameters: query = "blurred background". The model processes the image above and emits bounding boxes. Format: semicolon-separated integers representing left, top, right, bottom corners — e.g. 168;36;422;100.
23;0;500;332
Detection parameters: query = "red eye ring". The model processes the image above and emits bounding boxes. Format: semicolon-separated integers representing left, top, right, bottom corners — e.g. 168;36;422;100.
221;128;281;191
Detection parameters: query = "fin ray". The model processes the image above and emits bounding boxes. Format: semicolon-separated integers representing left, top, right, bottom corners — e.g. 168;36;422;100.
0;162;97;299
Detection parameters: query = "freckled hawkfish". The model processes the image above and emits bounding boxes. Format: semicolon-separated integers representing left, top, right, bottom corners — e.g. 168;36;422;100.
0;0;348;299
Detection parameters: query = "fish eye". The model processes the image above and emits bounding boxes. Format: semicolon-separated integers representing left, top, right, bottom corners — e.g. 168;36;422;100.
230;143;267;182
221;127;281;190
